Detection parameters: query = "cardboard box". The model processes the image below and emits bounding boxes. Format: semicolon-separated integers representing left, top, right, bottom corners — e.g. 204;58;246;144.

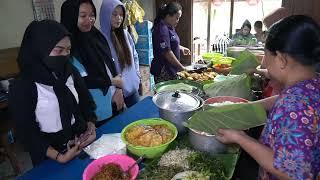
138;65;155;95
139;65;150;80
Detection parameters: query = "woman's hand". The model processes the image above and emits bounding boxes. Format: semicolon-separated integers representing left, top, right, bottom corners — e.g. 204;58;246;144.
178;66;187;72
180;46;191;55
215;128;246;144
164;50;185;71
112;88;125;111
79;122;96;148
57;139;82;163
246;65;270;78
87;121;96;132
111;75;123;89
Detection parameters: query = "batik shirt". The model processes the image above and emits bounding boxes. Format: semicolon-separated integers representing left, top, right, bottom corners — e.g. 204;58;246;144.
259;76;320;180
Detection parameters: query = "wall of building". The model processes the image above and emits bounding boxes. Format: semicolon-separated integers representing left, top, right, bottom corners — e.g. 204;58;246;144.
140;0;156;21
0;0;155;50
0;0;34;49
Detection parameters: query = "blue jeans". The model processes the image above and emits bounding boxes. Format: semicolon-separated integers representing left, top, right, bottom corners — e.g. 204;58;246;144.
124;91;140;108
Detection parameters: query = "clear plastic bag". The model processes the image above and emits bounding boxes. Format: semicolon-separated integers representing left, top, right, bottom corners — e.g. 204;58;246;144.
84;133;126;159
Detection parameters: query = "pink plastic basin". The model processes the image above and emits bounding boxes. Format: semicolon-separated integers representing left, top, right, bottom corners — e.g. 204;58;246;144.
83;154;139;180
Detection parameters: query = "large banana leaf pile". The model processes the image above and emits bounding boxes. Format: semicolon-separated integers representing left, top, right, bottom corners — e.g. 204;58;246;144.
185;103;267;135
230;50;260;75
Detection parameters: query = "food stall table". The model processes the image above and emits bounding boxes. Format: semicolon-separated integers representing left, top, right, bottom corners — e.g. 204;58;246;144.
19;97;159;180
19;96;243;180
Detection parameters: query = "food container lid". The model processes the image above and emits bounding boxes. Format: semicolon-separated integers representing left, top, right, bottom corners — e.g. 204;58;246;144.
154;80;203;97
153;91;201;112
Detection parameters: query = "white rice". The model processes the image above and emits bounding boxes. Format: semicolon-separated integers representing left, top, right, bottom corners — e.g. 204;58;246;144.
208;101;242;107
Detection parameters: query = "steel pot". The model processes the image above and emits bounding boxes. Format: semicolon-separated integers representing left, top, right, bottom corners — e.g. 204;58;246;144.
152;91;204;134
188;128;226;154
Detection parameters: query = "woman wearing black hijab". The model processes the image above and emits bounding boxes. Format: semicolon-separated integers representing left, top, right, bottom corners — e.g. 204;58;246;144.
9;20;97;166
61;0;124;125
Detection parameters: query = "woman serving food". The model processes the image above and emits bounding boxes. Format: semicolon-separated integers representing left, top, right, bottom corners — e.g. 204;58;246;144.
150;2;191;83
216;15;320;179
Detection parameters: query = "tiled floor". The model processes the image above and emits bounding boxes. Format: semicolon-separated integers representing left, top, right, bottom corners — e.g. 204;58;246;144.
0;94;152;180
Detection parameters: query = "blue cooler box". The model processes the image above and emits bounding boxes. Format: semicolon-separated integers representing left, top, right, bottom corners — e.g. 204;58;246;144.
136;35;152;49
137;49;153;65
135;20;153;35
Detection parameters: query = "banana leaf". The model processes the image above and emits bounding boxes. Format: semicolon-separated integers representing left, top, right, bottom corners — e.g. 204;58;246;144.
204;74;252;100
230;50;260;75
185;103;266;135
213;74;239;83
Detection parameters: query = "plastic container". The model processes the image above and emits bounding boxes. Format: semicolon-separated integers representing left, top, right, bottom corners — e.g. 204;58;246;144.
211;57;235;65
121;118;178;158
202;52;223;62
82;154;139;180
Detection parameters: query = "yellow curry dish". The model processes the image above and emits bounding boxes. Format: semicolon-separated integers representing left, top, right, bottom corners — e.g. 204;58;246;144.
125;124;174;147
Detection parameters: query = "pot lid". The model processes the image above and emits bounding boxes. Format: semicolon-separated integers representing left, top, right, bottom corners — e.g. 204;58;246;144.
154;80;204;97
153;91;201;112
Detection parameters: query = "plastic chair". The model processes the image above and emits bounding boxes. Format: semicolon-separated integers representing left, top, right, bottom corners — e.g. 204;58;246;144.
212;34;231;55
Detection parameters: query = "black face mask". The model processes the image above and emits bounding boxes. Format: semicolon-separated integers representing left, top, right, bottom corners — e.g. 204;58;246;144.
43;56;70;79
